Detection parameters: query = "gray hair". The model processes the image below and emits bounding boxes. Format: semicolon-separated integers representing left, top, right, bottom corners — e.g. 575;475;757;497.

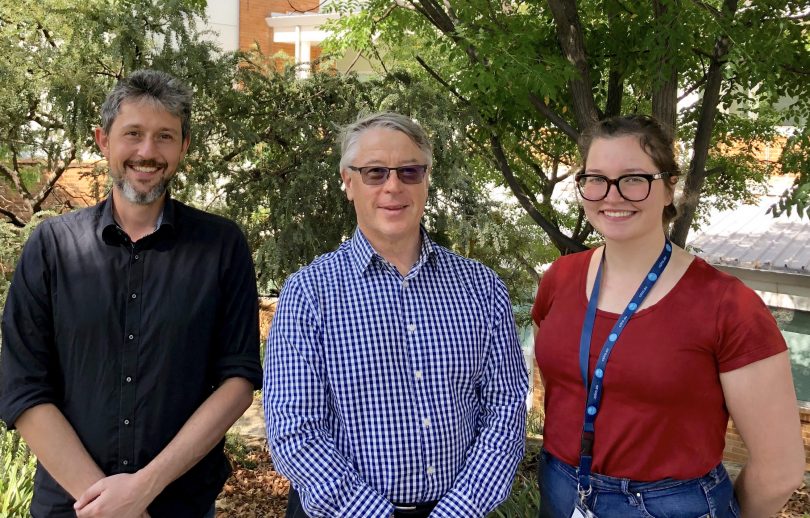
338;112;433;171
100;69;193;141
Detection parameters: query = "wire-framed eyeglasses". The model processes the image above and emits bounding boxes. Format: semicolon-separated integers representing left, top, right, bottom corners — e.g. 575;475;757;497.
575;172;672;202
347;165;428;185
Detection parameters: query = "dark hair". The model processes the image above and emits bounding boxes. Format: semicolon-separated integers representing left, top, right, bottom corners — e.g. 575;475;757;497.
579;115;679;224
100;69;192;141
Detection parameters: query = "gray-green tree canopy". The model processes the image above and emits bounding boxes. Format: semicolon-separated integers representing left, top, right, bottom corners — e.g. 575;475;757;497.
0;0;554;309
323;0;810;249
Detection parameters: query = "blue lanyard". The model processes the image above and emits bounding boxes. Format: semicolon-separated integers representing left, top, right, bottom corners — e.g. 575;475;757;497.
576;240;672;493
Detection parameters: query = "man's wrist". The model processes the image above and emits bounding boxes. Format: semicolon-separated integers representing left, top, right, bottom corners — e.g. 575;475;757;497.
134;464;167;502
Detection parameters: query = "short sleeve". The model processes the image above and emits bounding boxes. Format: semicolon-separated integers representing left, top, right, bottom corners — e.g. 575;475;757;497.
532;259;561;326
715;278;787;373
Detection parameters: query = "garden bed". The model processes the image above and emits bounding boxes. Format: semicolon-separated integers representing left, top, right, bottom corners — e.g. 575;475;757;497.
217;439;809;517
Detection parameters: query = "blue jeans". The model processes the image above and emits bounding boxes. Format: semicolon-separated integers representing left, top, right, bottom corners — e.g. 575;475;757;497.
537;450;741;518
202;503;216;518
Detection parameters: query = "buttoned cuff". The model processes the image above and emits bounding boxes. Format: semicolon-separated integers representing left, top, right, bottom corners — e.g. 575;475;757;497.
338;484;394;518
430;489;482;518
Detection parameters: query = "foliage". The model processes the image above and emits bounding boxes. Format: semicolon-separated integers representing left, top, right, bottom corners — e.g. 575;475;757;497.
526;409;545;436
323;0;810;250
224;432;259;470
0;0;220;225
0;0;550;301
770;127;810;219
0;421;36;517
488;442;541;518
185;56;546;296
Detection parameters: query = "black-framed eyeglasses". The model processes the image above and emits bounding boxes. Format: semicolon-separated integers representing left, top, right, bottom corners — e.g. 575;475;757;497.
574;172;672;202
347;165;428;185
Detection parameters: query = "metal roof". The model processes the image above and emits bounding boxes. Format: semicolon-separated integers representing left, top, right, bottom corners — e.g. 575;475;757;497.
687;176;810;275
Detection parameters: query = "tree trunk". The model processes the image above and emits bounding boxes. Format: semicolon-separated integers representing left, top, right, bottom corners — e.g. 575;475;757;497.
547;0;599;137
490;134;588;254
670;0;738;246
651;0;678;137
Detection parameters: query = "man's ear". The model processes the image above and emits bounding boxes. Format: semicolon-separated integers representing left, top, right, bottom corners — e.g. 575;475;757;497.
340;168;354;202
180;134;191;157
94;127;110;158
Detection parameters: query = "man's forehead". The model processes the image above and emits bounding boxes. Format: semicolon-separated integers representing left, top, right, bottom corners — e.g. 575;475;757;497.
116;98;182;127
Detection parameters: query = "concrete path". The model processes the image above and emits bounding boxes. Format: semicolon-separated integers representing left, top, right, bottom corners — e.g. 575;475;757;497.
230;395;267;448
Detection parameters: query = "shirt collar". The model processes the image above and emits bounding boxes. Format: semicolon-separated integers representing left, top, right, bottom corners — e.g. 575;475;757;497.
99;192;176;245
349;226;438;276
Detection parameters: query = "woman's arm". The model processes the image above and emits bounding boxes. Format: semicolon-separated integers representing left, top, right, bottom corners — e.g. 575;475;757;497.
720;351;804;517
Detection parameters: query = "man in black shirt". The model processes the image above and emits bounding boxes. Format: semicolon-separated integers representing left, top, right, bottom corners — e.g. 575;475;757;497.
0;70;262;518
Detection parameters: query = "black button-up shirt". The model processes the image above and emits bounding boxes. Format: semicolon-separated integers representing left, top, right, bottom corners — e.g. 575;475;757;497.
0;196;262;517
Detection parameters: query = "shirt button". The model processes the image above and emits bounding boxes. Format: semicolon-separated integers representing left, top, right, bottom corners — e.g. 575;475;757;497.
125;376;132;383
414;371;423;380
402;279;409;288
426;466;435;475
122;459;129;466
407;324;416;333
130;293;137;299
128;334;134;340
123;419;130;425
422;417;431;428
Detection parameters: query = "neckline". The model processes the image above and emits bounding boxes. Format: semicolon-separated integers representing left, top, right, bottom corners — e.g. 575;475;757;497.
579;247;700;319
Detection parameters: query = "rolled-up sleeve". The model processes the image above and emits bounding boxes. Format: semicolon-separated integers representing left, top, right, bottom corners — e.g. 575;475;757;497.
0;224;58;428
213;225;262;389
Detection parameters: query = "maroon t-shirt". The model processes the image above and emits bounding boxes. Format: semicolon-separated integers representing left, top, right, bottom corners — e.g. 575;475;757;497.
532;249;787;481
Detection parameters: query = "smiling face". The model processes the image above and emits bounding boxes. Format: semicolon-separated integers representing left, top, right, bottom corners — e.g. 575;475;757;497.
581;135;674;243
340;127;430;249
95;98;190;206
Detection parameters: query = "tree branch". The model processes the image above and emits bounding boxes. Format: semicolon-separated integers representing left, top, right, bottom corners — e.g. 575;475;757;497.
671;0;738;246
546;0;599;136
415;55;470;105
527;93;580;142
31;147;76;213
515;253;540;284
0;207;26;227
1;156;34;212
677;74;708;102
651;0;678;135
489;133;587;254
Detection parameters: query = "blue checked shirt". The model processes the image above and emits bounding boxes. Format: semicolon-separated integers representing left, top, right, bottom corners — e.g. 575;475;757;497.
264;228;528;518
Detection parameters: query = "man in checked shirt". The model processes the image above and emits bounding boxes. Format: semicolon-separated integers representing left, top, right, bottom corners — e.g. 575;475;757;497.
264;112;529;518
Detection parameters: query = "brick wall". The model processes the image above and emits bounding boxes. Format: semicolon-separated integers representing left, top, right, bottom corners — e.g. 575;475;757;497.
0;162;106;222
239;0;322;57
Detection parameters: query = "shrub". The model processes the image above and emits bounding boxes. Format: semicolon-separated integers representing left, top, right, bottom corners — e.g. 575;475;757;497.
0;421;37;517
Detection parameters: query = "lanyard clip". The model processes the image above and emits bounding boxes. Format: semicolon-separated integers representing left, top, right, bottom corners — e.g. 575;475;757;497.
580;430;595;457
577;482;593;503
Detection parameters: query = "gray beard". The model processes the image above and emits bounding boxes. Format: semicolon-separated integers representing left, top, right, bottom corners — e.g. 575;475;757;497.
115;176;170;205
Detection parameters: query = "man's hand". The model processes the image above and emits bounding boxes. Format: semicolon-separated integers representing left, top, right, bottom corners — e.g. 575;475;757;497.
73;473;157;518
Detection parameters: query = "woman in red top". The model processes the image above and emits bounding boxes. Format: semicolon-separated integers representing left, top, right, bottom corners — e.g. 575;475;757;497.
532;115;804;518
